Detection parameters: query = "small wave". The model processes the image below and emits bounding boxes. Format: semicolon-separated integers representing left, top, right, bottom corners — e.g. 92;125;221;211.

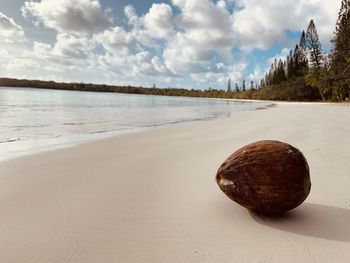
87;127;132;135
0;138;21;144
88;130;108;134
63;120;112;126
6;125;49;129
135;116;217;129
63;122;85;126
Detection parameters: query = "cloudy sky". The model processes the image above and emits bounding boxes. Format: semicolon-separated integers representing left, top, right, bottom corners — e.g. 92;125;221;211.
0;0;341;89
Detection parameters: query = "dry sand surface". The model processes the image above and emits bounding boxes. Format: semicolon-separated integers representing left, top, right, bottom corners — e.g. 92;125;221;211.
1;103;350;262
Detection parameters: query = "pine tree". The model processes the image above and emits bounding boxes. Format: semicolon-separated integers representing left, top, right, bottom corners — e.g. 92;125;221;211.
235;83;239;92
260;79;264;88
299;30;309;71
306;20;323;68
305;20;328;100
242;80;246;91
250;80;254;90
268;68;273;85
294;44;301;75
278;59;286;83
227;78;231;92
299;30;307;51
264;73;269;86
330;0;350;98
287;49;295;78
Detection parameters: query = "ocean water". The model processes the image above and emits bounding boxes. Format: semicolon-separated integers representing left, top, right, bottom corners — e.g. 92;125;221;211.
0;87;267;161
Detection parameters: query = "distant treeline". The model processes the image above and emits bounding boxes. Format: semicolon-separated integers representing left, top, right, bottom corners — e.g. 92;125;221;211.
0;78;236;99
0;76;319;102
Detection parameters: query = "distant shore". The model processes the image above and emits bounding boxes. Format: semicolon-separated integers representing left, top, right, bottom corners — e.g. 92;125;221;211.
0;77;324;102
1;102;350;262
0;77;237;99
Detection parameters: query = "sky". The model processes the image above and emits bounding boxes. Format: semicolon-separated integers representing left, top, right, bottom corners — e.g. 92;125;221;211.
0;0;342;90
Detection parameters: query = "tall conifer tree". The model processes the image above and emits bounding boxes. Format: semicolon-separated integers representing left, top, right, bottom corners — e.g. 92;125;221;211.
306;20;323;68
235;83;239;92
331;0;350;86
227;78;231;92
287;49;295;78
294;45;301;75
299;30;307;51
299;30;308;71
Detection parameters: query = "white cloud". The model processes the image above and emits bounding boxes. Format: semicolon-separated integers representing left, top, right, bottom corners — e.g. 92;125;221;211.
164;0;236;76
13;33;98;77
267;48;291;66
227;62;248;83
144;3;174;38
94;26;135;54
22;0;113;34
6;58;38;71
0;12;25;43
54;33;95;59
191;61;248;86
123;5;158;48
0;48;9;57
0;0;343;88
91;4;176;79
232;0;341;50
124;5;139;26
174;0;232;32
34;33;95;60
247;65;265;84
98;50;172;78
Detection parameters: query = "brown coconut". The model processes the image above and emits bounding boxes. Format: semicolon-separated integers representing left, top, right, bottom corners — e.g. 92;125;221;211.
216;140;311;216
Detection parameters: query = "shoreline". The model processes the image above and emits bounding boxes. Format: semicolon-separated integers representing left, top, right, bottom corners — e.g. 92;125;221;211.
1;103;350;262
0;96;271;163
4;88;341;166
3;85;345;105
2;85;270;104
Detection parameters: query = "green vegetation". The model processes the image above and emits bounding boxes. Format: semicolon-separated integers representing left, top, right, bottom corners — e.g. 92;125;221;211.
302;0;350;101
262;0;349;102
1;0;348;102
0;77;237;99
233;0;350;102
0;76;318;101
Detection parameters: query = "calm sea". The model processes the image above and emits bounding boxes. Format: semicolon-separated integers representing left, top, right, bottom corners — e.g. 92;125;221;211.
0;87;267;161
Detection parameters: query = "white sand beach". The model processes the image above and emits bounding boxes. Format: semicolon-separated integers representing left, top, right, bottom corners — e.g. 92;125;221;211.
1;102;350;263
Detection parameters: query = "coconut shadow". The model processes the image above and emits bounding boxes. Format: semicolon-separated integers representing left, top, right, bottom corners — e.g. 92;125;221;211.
249;202;350;242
